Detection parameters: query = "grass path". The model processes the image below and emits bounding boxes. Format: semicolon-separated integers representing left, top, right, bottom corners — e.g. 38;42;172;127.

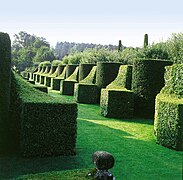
0;92;182;179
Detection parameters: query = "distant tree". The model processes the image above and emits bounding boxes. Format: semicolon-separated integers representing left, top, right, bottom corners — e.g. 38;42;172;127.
144;34;148;48
33;46;55;63
12;31;54;71
118;40;122;51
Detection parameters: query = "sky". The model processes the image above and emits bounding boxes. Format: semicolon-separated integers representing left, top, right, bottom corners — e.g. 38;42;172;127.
1;0;183;47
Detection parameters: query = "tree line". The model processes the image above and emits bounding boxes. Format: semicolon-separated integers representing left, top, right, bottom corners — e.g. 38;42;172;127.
12;31;183;71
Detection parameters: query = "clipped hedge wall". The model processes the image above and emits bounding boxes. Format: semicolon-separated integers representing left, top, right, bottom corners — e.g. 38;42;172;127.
161;64;183;98
0;32;11;153
44;62;62;87
106;65;132;90
79;63;96;81
100;89;134;118
96;62;121;89
74;83;100;104
80;66;97;84
100;65;134;119
10;72;77;157
66;64;78;78
132;59;172;118
74;66;99;104
154;64;183;151
51;66;66;90
60;67;79;95
154;94;183;151
40;64;51;84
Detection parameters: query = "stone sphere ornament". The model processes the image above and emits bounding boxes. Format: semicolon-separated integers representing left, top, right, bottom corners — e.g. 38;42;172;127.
88;151;115;180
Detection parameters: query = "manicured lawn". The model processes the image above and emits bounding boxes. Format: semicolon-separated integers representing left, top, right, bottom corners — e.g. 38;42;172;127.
0;91;182;179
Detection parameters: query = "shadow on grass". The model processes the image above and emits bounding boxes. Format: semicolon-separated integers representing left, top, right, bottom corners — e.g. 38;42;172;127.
0;117;182;179
78;103;154;125
1;93;181;179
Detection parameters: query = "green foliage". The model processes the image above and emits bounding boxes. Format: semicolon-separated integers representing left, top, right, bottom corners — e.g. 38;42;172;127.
154;64;183;150
80;66;97;84
60;67;79;95
33;46;55;63
0;32;11;153
106;65;132;90
132;59;172;118
154;94;183;150
166;32;183;64
74;66;99;104
79;64;96;81
1;95;182;179
51;66;67;90
74;83;100;104
138;42;169;60
96;62;121;89
100;89;134;118
12;31;55;71
161;64;183;98
10;72;77;157
100;65;134;119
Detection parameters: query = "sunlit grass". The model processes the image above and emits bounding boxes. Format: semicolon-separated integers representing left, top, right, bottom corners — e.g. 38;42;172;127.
1;92;182;180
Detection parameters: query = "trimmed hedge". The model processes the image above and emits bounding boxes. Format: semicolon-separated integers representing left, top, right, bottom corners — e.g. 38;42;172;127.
40;64;51;84
10;72;77;157
33;66;42;81
154;64;183;151
96;62;121;89
74;66;100;104
80;66;97;84
100;65;134;119
44;61;62;87
154;94;183;150
0;32;11;153
106;65;132;90
74;83;100;104
100;89;134;118
161;64;183;98
36;61;51;83
79;63;96;81
60;67;79;95
66;64;78;78
132;59;172;118
51;66;66;90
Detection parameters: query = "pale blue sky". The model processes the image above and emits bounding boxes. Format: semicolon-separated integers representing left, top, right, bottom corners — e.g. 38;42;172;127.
1;0;182;47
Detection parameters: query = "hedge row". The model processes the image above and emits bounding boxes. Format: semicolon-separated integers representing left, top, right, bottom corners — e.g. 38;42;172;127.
132;59;172;118
78;63;96;81
51;66;67;90
0;32;11;153
100;65;134;118
60;67;79;95
100;89;134;118
96;62;121;88
154;94;183;151
44;61;62;87
10;72;77;157
154;64;183;151
74;66;100;103
106;65;132;90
